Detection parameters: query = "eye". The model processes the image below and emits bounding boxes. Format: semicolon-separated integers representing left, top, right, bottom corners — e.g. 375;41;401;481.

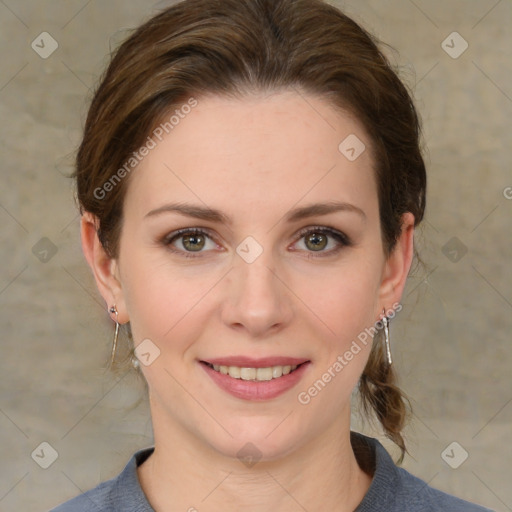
163;228;218;258
162;225;351;259
292;226;351;257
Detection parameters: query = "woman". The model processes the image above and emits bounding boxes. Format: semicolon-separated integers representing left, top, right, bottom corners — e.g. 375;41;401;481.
51;0;494;510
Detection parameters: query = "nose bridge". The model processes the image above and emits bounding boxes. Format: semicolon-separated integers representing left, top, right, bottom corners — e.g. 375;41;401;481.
221;240;292;335
238;252;275;295
235;244;279;307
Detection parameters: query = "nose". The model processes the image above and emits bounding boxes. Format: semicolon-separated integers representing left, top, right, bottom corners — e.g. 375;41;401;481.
220;250;294;338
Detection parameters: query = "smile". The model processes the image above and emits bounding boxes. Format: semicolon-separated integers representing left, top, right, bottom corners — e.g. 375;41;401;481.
199;359;311;401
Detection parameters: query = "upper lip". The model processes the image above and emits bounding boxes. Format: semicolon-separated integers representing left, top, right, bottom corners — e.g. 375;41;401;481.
201;356;310;368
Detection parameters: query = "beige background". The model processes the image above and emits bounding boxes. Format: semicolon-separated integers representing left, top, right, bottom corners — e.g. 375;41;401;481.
0;0;510;511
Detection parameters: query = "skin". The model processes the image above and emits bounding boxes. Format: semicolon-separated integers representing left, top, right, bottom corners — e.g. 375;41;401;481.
81;89;414;511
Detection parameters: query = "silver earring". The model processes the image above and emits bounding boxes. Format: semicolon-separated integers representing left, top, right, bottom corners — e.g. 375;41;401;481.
109;305;119;366
382;308;392;366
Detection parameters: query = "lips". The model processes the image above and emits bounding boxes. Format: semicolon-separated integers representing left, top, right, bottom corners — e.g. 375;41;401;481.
199;356;311;401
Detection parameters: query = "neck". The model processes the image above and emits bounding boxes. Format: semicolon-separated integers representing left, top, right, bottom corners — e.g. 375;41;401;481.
138;407;373;512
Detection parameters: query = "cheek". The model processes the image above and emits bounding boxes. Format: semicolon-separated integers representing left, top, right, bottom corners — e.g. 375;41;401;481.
295;266;381;411
302;258;382;342
119;242;227;361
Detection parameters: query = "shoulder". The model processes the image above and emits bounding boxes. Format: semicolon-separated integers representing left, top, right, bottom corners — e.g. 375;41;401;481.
49;479;116;512
351;432;495;512
394;465;494;511
48;447;155;512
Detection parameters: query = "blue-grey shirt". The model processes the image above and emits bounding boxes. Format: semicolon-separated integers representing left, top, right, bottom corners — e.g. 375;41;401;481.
50;432;494;511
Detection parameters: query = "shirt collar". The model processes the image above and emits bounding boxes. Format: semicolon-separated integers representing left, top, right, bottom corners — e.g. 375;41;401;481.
112;432;397;511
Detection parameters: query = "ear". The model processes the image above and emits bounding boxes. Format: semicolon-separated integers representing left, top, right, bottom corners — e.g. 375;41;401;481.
377;212;415;312
81;212;129;324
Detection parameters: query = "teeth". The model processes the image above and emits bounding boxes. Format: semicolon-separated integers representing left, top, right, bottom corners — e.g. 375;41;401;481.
240;367;256;380
272;366;283;378
228;366;241;379
211;364;299;381
256;367;273;381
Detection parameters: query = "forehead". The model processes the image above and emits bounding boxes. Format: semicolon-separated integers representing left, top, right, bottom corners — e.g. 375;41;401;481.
124;90;378;222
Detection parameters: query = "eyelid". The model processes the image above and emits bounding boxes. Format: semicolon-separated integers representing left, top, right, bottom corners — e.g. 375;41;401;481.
162;227;215;244
294;225;352;246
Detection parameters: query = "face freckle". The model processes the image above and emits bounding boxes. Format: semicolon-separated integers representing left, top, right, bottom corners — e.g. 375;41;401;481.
115;89;390;459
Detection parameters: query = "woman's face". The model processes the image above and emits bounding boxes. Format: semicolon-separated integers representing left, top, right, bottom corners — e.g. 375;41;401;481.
86;89;413;460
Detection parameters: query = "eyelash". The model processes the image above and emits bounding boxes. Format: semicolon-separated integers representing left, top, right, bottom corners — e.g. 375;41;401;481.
162;226;352;259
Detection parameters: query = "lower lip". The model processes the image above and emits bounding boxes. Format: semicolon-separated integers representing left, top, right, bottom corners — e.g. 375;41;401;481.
200;362;311;401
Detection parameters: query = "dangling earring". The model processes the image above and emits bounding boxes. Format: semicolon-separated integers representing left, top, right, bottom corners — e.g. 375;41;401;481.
382;308;392;366
109;305;119;366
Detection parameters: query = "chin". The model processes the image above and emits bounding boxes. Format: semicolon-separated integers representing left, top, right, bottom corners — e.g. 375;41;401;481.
203;416;306;463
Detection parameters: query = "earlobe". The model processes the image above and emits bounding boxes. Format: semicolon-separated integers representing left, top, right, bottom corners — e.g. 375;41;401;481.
378;212;415;310
80;212;128;323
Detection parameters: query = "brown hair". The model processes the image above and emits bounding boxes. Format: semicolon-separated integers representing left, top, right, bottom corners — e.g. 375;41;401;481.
75;0;426;460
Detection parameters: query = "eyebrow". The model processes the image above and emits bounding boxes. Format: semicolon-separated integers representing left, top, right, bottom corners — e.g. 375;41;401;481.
144;200;366;224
